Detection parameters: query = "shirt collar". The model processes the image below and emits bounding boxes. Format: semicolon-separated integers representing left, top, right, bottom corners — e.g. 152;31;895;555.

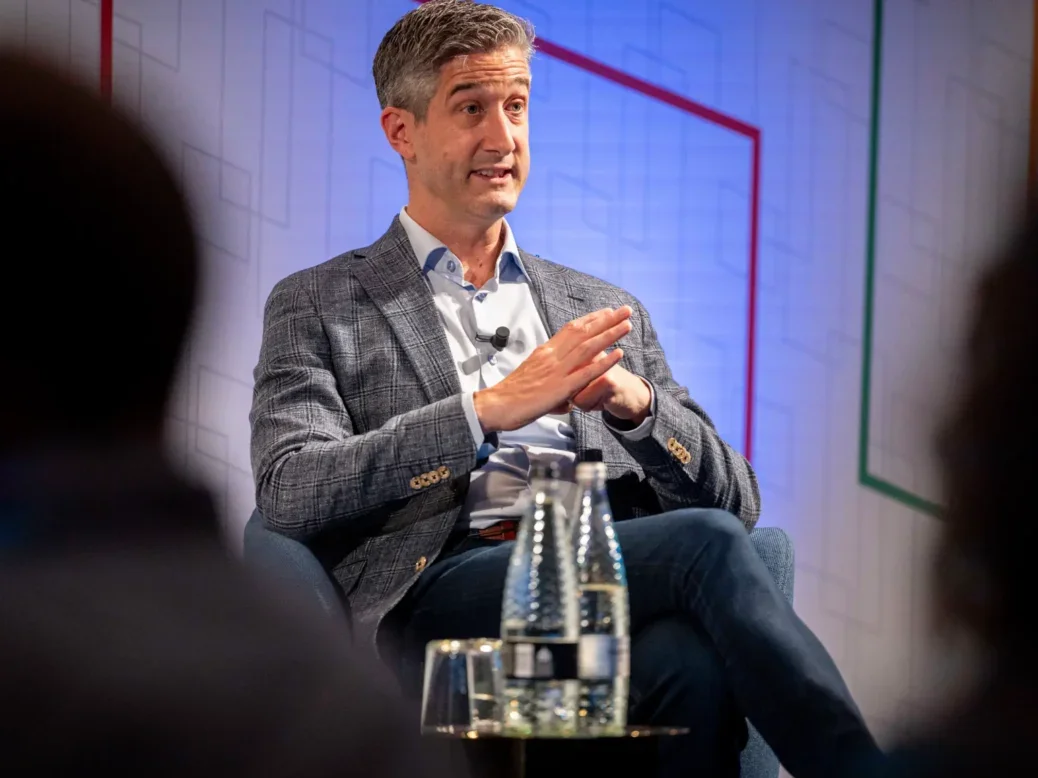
398;207;527;284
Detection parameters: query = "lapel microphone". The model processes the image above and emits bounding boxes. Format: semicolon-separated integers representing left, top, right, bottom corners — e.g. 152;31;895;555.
475;326;510;351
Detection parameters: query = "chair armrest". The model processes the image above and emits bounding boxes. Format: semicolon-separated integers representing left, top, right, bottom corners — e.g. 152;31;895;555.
243;509;349;621
741;525;796;778
748;526;795;603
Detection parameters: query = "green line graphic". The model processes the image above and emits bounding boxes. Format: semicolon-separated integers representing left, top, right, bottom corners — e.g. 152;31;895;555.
858;0;943;517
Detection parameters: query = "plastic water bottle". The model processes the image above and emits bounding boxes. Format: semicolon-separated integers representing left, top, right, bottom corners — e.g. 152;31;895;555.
573;455;630;734
500;461;580;735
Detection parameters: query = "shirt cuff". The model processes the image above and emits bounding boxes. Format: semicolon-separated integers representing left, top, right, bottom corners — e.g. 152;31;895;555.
461;391;485;452
603;378;656;441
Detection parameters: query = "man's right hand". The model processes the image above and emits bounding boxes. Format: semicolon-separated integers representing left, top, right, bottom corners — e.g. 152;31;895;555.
473;306;633;433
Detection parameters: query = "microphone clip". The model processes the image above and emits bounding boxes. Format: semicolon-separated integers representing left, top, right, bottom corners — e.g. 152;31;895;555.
475;326;510;351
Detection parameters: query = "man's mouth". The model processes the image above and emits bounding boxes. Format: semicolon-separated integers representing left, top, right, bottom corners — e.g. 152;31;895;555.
470;167;513;180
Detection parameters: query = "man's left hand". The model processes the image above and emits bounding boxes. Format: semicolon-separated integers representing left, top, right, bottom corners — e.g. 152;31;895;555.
570;364;652;424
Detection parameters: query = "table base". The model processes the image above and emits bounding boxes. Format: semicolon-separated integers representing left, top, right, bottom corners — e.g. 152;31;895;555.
446;733;675;778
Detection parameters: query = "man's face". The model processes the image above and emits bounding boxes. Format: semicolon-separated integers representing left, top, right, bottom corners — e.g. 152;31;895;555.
408;46;531;226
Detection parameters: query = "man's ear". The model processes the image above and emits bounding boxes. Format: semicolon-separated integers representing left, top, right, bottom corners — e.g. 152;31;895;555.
380;106;417;162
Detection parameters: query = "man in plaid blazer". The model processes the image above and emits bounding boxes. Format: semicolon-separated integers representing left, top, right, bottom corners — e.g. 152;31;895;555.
250;2;878;776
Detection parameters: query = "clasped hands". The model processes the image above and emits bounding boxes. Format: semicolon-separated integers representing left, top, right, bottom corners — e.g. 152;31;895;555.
473;306;651;433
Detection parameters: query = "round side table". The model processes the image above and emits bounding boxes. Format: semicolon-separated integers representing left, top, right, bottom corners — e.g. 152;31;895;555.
425;724;690;778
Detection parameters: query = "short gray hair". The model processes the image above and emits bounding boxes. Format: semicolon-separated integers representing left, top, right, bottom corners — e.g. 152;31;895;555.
373;0;535;120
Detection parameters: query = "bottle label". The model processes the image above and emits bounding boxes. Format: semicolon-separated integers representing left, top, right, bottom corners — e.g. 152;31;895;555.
578;634;630;680
616;634;630;678
503;641;579;681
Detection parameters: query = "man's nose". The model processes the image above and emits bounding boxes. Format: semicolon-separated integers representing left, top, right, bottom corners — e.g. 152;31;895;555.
482;106;518;156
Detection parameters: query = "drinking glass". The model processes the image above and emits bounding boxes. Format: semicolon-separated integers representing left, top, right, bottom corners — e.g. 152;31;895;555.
421;638;503;735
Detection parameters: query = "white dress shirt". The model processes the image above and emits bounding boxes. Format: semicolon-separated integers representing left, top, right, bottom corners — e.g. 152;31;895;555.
398;207;655;528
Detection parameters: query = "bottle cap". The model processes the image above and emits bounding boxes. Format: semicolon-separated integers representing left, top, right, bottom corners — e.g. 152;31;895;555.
575;460;607;479
580;449;604;463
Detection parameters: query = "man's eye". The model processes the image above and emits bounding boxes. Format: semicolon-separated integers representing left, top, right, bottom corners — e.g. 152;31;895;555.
462;104;480;115
509;101;525;112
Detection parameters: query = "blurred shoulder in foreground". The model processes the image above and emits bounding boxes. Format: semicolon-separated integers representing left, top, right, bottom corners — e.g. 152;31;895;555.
879;211;1038;777
0;449;451;777
0;49;459;777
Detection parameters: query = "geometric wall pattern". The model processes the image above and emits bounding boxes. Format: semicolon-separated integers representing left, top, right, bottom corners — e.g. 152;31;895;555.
503;23;762;459
0;0;1031;759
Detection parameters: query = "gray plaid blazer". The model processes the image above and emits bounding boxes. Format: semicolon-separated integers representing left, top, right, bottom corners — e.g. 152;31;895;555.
250;217;760;633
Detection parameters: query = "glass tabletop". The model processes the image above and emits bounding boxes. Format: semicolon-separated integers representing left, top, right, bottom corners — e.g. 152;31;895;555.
423;724;689;740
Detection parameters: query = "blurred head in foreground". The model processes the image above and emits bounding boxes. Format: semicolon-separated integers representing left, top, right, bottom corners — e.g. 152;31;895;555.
934;210;1038;670
0;50;197;455
0;51;455;778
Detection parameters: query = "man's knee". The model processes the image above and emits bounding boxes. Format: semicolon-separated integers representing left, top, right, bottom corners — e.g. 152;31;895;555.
663;507;747;550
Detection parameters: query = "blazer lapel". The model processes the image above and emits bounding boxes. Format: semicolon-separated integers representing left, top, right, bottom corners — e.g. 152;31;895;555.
353;218;460;403
521;251;606;457
521;250;580;336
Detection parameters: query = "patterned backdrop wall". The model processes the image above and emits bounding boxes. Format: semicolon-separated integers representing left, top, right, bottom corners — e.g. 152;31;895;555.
1;0;1032;753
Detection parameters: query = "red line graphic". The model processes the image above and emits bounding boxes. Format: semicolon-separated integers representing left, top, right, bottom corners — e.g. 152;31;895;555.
1029;0;1038;206
746;137;760;461
414;1;761;459
99;0;113;101
534;39;759;140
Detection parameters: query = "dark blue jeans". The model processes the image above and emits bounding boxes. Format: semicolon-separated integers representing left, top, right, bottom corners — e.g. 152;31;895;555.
389;509;877;778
